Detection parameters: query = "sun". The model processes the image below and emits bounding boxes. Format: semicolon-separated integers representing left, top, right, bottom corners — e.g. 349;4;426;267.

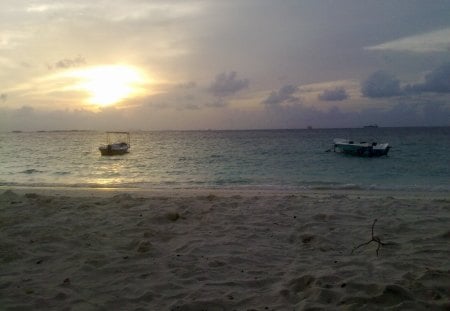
67;65;147;107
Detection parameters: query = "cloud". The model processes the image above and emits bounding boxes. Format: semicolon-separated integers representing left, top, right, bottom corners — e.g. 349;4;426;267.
180;103;200;110
260;99;450;129
0;31;29;50
318;87;349;101
206;99;227;108
208;71;249;97
365;28;450;53
404;62;450;94
361;63;450;98
13;105;35;117
1;99;449;132
0;93;7;102
262;84;300;106
366;101;450;127
176;81;197;89
48;56;86;70
361;71;401;98
3;2;450;130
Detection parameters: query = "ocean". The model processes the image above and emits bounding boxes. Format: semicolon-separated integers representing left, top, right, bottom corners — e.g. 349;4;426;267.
0;127;449;192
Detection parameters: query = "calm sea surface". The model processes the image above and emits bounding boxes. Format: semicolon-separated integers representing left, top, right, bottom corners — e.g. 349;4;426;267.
0;128;449;192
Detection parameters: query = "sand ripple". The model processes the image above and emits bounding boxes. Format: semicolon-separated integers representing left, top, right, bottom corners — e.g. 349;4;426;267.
0;190;449;310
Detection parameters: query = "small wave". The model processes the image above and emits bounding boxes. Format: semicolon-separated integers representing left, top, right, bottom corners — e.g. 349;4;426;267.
0;181;139;189
306;183;450;193
214;177;253;185
54;171;71;175
0;182;19;186
1;180;449;194
20;169;44;174
309;183;363;191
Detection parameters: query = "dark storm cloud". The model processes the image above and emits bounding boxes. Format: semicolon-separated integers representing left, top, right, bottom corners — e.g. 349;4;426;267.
361;71;402;98
318;87;349;101
262;84;300;106
404;62;450;94
48;56;86;70
208;71;249;97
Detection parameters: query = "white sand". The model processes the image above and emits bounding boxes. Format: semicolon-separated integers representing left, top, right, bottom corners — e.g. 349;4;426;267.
0;188;449;310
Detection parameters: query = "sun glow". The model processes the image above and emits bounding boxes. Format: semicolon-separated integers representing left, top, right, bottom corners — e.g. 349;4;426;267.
66;65;147;107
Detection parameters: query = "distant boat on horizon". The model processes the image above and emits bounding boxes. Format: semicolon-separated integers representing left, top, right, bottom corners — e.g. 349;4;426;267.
363;124;379;128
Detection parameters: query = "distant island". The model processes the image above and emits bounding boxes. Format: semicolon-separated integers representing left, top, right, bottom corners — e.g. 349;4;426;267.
363;124;379;128
10;130;94;133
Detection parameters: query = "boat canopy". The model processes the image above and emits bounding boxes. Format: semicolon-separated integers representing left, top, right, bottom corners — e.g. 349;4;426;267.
105;132;130;146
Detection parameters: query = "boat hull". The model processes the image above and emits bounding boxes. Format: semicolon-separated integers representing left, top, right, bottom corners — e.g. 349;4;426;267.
333;139;390;157
99;144;129;156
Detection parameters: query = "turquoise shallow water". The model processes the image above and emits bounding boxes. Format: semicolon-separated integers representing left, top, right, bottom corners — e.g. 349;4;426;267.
0;127;449;192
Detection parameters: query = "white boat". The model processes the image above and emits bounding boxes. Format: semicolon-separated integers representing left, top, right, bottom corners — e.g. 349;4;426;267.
333;138;390;157
99;132;130;156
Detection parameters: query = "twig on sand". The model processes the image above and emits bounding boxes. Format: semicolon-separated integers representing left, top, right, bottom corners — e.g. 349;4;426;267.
351;219;387;256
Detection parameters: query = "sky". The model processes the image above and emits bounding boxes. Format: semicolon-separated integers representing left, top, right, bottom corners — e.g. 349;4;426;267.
1;0;450;131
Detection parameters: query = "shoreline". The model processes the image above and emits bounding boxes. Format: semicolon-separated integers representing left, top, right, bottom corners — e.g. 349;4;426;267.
1;185;450;200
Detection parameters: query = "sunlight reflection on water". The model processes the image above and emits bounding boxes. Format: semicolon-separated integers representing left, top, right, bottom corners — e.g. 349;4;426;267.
1;128;449;191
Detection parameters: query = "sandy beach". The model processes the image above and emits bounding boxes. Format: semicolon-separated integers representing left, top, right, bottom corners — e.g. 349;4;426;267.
0;188;449;310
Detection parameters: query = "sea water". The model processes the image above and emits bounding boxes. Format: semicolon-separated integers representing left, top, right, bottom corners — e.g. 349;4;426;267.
0;127;449;192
